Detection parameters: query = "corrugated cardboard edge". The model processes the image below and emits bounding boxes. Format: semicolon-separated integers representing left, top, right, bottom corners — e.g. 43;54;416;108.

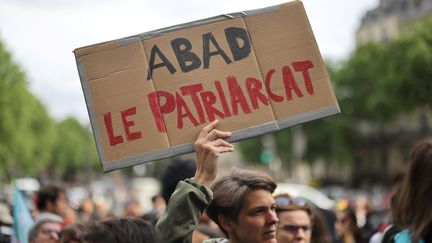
75;58;107;167
74;2;292;55
102;121;279;172
277;105;340;129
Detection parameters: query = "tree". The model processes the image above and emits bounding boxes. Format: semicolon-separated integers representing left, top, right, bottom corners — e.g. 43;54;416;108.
238;17;432;180
383;18;432;110
324;17;432;182
0;40;55;181
50;118;100;181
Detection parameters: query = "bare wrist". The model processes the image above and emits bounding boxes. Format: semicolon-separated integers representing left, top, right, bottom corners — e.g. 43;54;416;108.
192;174;215;187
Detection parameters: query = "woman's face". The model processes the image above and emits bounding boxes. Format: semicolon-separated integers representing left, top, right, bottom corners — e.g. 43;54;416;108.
224;189;279;243
334;211;350;237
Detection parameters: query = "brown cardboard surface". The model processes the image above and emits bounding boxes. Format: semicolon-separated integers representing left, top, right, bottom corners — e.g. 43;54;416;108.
74;0;340;171
142;17;276;147
244;2;338;125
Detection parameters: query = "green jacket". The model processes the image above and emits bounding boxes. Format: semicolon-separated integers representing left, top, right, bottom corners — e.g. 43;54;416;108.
156;179;229;243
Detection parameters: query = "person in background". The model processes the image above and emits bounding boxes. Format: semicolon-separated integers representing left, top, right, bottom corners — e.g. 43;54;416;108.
64;207;78;226
196;211;225;239
159;156;221;239
34;184;69;224
368;173;405;243
392;140;432;243
123;199;142;218
0;203;13;243
310;210;333;243
160;158;196;203
78;199;98;223
141;195;166;226
274;194;331;243
81;217;157;243
93;199;113;220
334;207;366;243
28;213;63;243
59;223;85;243
151;195;166;212
156;120;279;243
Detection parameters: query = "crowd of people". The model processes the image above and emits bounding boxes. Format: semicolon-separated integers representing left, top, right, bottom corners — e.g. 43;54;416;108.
0;120;431;243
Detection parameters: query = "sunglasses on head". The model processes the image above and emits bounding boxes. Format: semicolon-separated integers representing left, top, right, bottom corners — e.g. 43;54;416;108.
275;197;307;207
279;224;311;233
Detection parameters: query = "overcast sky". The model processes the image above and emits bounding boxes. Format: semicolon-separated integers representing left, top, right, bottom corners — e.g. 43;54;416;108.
0;0;378;124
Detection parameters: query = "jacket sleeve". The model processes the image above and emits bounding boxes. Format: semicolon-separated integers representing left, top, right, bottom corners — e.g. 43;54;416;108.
156;178;213;243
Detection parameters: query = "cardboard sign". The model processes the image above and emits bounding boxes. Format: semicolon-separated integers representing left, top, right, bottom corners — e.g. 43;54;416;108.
74;0;340;172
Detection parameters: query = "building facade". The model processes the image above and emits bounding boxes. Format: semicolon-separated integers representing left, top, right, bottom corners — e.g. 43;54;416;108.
356;0;432;45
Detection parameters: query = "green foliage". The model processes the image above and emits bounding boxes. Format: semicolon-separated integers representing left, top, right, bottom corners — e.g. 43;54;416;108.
0;40;55;179
237;137;262;164
0;39;99;180
51;118;100;173
273;128;292;163
337;17;432;121
335;43;395;121
385;18;432;110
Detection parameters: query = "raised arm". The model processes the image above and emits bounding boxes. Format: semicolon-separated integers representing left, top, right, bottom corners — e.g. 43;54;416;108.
156;120;234;242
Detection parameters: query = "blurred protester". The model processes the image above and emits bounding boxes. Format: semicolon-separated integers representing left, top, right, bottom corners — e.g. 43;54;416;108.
275;194;331;243
81;217;157;243
94;199;113;220
195;211;225;239
368;174;405;243
156;120;279;242
28;213;62;243
354;196;375;240
311;211;333;243
159;157;222;238
64;207;78;225
316;206;337;242
34;184;69;223
59;223;85;243
334;207;366;243
151;194;166;211
123;199;141;218
141;195;166;226
0;203;13;243
160;158;196;203
392;140;432;242
78;199;98;222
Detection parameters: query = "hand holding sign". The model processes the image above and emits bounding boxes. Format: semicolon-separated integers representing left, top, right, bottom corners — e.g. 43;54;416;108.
193;119;234;187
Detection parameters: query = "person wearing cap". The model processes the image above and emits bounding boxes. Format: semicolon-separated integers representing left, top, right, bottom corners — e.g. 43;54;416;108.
28;213;63;243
